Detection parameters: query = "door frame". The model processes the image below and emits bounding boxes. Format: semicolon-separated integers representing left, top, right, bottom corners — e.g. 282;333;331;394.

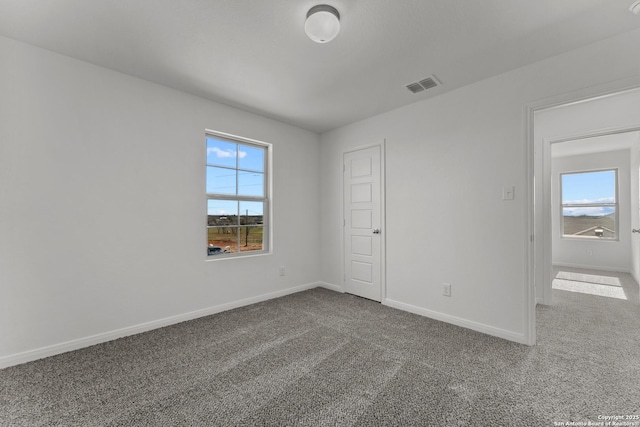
526;76;640;346
342;141;386;301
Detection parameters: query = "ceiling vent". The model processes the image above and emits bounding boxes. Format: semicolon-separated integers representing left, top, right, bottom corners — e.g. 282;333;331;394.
406;82;424;94
406;75;441;94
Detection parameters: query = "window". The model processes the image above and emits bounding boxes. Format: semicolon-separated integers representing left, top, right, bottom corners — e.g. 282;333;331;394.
560;169;617;239
206;132;269;257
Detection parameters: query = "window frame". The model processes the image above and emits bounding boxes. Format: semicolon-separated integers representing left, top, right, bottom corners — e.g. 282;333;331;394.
206;130;272;259
559;168;618;241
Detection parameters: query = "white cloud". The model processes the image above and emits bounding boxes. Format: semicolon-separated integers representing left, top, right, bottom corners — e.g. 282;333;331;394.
207;147;247;158
207;147;232;158
563;206;615;217
564;197;615;204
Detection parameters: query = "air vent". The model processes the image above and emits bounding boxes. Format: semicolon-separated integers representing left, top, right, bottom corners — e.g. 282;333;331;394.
418;77;438;90
406;82;424;94
406;75;441;94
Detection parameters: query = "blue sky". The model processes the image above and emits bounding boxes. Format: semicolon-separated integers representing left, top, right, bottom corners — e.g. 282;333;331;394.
562;170;616;217
206;137;265;217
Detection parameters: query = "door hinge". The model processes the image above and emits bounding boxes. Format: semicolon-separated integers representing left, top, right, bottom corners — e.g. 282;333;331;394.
343;219;346;226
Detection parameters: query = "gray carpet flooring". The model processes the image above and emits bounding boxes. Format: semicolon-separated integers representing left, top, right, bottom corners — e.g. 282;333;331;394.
1;267;639;426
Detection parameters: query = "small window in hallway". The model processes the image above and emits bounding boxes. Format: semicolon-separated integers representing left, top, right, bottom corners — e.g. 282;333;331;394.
560;169;617;239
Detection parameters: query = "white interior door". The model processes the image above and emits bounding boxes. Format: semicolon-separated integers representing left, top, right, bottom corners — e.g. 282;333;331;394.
343;145;383;302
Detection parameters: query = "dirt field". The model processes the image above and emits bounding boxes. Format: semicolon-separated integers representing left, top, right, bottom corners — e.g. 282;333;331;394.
208;227;264;253
209;240;263;253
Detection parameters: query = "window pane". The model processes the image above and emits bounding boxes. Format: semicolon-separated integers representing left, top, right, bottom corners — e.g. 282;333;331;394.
238;226;264;252
239;201;264;223
206;166;236;195
238;144;264;172
206;138;237;168
239;201;264;252
207;199;238;221
207;227;238;254
207;200;239;255
238;171;264;197
562;170;615;204
563;207;616;238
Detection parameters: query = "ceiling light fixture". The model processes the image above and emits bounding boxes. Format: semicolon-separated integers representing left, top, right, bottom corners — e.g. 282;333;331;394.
305;5;340;43
631;0;640;14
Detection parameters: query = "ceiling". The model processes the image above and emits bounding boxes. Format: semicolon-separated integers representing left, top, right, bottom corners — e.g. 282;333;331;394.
1;0;639;133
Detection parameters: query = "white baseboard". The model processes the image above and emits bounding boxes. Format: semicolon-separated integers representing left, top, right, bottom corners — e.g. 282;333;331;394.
0;281;322;370
383;298;526;344
316;281;344;293
553;262;630;274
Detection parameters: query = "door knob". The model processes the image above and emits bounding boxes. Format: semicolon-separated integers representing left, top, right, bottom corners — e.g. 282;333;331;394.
372;228;381;234
633;229;640;233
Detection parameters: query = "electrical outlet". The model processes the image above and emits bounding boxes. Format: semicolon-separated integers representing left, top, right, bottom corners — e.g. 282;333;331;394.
279;266;285;276
586;249;593;256
442;283;451;297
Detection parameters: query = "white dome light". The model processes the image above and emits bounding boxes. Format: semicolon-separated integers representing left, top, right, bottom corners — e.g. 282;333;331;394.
305;5;340;43
631;0;640;14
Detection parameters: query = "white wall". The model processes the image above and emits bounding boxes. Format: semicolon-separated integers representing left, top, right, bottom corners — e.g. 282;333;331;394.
551;149;631;272
534;91;640;303
320;27;640;344
0;36;321;367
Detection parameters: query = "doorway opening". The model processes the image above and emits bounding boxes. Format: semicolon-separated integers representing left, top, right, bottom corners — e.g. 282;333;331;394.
529;82;640;345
